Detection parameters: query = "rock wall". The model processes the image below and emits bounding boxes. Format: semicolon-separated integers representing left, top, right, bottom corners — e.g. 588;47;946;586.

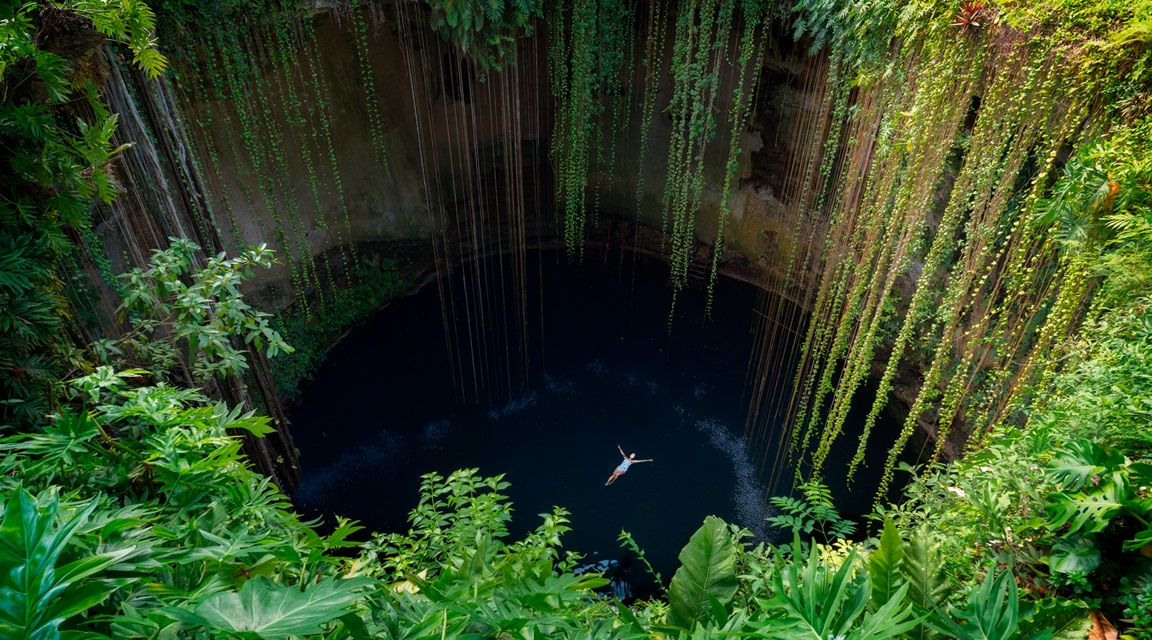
93;3;952;467
131;5;827;310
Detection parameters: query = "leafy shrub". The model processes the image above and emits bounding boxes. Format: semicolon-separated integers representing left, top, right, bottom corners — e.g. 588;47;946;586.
111;238;293;385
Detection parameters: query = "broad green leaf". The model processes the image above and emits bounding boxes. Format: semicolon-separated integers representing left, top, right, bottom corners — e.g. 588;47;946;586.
868;519;905;612
1017;598;1091;640
1045;481;1126;535
665;516;737;630
190;576;375;638
1048;440;1124;491
899;528;950;640
1129;462;1152;485
1048;535;1101;574
0;490;132;640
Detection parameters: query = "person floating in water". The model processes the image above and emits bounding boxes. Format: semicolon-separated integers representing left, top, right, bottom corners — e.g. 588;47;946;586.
606;444;653;485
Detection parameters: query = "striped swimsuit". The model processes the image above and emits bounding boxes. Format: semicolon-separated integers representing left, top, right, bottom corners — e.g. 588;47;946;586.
616;458;633;473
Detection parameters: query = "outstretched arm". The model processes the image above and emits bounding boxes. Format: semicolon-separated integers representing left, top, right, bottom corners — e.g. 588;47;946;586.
633;459;654;463
617;444;626;457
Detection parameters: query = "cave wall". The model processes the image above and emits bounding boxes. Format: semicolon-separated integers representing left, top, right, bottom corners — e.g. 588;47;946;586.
108;5;825;310
164;7;553;307
88;2;975;478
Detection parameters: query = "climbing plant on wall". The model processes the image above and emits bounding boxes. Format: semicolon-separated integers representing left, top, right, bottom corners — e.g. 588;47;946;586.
708;0;766;312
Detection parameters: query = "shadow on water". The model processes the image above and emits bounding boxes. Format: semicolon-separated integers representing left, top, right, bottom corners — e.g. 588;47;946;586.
288;249;912;596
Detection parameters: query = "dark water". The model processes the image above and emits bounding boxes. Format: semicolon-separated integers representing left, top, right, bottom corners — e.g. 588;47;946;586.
287;250;908;587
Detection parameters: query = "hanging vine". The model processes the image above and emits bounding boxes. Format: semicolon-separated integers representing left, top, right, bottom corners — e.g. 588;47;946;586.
550;0;632;260
707;0;766;313
762;0;1151;507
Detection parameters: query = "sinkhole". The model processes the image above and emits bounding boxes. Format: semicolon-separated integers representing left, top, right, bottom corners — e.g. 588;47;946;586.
287;248;910;592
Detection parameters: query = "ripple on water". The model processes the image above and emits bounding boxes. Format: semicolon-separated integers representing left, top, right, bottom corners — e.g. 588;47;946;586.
419;420;453;449
588;359;608;377
488;390;539;421
694;418;767;538
543;373;579;397
293;429;405;505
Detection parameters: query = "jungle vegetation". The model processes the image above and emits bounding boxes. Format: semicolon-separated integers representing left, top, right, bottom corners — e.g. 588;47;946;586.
1;0;1151;638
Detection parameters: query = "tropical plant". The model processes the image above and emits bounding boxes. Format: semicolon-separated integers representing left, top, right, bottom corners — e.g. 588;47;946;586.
164;574;376;638
1045;439;1152;572
423;0;542;73
664;515;738;631
751;537;921;640
0;489;143;640
0;371;363;638
923;568;1090;640
114;238;293;386
0;0;166;427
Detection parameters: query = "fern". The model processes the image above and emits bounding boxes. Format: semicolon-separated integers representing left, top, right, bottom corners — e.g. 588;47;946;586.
767;480;857;551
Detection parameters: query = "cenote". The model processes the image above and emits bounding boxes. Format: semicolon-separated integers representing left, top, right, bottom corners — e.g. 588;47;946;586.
288;249;911;589
12;0;1148;634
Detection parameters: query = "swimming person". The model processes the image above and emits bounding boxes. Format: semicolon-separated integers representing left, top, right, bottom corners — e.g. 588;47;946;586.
606;444;653;485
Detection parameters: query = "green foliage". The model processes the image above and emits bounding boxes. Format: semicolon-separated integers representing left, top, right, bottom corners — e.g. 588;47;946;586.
0;489;139;640
921;568;1089;640
753;542;920;640
359;468;584;589
1032;303;1152;454
1044;439;1152;570
1038;129;1152;258
113;238;292;386
424;0;542;73
898;528;952;640
0;0;167;427
550;0;635;262
789;0;909;72
172;575;375;638
69;0;168;77
7;1;1152;639
0;374;372;639
392;540;620;639
665;515;738;631
618;529;663;587
869;520;907;613
883;290;1152;630
352;469;648;640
